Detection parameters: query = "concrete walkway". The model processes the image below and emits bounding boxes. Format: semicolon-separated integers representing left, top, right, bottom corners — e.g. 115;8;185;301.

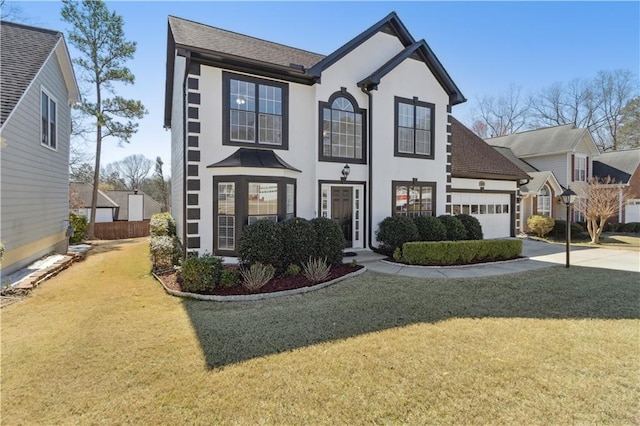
348;239;640;278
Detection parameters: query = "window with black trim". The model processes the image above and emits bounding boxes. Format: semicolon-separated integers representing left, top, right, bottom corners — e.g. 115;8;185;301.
222;72;288;149
394;96;434;158
319;91;365;163
41;89;57;149
393;181;435;217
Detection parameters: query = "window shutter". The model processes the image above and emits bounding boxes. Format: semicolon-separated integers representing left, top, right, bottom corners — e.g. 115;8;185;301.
586;157;589;180
571;154;575;182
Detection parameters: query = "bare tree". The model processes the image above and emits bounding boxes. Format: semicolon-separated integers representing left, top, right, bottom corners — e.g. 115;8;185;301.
70;162;94;183
470;84;529;137
617;97;640;149
113;154;153;190
573;177;634;244
593;69;638;151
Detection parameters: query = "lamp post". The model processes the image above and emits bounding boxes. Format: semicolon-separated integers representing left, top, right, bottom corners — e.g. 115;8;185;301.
560;188;577;268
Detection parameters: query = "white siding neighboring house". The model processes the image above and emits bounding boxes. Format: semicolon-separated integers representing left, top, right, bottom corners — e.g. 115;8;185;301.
593;149;640;224
1;22;80;276
70;182;163;222
488;124;600;226
165;12;474;257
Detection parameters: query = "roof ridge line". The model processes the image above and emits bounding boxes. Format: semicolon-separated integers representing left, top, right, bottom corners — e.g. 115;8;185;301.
0;20;61;37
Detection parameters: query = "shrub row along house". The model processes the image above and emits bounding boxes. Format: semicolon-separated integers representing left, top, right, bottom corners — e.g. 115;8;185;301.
165;12;538;257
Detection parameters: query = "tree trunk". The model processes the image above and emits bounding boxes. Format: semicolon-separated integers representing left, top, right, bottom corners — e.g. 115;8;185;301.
87;81;102;239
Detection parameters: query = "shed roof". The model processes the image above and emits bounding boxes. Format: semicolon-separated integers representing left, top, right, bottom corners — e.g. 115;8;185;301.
102;190;164;220
70;182;119;209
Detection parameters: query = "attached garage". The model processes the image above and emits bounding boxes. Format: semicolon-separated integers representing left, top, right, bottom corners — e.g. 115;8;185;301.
451;192;513;239
626;200;640;223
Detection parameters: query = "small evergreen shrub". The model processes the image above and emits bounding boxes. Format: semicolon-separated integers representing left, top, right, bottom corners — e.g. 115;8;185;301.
150;235;180;271
179;253;223;293
240;263;275;292
527;215;555;238
238;220;282;269
549;220;585;239
413;215;447;241
220;268;241;288
310;217;346;266
0;241;4;265
69;213;88;244
456;214;484;240
150;212;176;237
437;215;467;241
376;216;419;255
621;222;640;233
286;264;301;276
401;240;522;265
302;257;331;284
279;218;317;270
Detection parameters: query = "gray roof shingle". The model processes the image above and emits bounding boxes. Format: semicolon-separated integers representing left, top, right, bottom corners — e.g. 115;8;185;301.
0;21;61;126
102;190;164;220
593;149;640;184
492;146;538;172
486;124;588;157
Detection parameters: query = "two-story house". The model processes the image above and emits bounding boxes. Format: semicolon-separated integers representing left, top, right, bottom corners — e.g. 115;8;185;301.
488;124;600;228
165;12;472;257
1;22;79;276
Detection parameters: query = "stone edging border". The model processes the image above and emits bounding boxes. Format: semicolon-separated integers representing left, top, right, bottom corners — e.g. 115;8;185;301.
153;266;367;302
380;256;529;269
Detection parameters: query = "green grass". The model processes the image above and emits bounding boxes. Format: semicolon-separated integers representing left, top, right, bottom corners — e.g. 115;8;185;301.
2;238;639;424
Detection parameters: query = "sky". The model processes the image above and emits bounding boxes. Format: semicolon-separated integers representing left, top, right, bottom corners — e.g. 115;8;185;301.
9;1;640;172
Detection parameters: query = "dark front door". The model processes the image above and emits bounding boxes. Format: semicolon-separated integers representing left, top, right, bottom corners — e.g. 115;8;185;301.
331;187;353;248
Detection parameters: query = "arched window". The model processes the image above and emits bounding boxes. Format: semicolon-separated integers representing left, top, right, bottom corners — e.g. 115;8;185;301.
537;185;551;216
319;91;365;162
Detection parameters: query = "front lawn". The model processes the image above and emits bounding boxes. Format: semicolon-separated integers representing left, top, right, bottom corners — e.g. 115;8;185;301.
1;238;638;424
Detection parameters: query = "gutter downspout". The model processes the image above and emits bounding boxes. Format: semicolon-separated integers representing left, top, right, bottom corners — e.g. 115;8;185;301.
361;85;378;251
181;51;192;258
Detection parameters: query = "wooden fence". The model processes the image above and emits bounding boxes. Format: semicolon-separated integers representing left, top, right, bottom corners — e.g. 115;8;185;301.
94;220;150;240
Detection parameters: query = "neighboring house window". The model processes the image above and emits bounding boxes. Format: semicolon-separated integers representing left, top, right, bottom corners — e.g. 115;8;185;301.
41;89;57;149
213;176;296;254
222;72;288;149
574;156;586;182
537;185;552;216
319;91;365;163
393;181;435;217
394;96;434;159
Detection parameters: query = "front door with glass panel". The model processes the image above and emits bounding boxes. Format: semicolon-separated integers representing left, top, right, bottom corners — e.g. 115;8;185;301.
331;187;353;248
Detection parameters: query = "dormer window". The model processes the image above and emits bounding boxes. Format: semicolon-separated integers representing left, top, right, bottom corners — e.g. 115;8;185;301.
319;90;366;163
223;72;289;149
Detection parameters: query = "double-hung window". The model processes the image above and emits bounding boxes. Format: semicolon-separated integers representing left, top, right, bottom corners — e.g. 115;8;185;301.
319;91;365;163
41;89;57;149
223;72;288;149
394;96;434;159
574;156;586;182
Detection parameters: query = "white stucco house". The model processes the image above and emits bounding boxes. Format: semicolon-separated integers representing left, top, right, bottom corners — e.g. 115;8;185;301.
164;12;525;257
1;22;79;275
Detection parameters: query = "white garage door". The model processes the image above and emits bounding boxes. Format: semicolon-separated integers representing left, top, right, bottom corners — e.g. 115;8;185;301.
626;200;640;223
451;192;512;239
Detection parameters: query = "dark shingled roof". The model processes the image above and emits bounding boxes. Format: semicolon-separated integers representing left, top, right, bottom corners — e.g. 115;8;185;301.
451;117;530;181
102;190;164;220
207;148;301;172
593;149;640;184
1;21;61;126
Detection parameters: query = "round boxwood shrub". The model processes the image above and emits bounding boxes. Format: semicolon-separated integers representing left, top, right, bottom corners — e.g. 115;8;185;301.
437;215;467;241
549;220;585;239
413;215;447;241
375;216;419;255
238;220;282;268
527;215;555;238
279;217;317;270
310;217;346;266
179;253;223;293
456;214;483;240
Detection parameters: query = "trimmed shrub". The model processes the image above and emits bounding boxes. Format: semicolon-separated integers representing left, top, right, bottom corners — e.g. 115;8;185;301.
241;263;275;292
621;222;640;233
401;239;522;266
550;220;585;239
310;217;346;266
413;215;447;241
437;215;467;241
302;257;331;284
527;215;555;238
278;218;317;270
150;212;176;237
238;220;282;269
456;214;483;240
220;267;241;288
150;235;180;271
0;241;4;265
69;213;88;244
376;216;419;255
179;253;223;293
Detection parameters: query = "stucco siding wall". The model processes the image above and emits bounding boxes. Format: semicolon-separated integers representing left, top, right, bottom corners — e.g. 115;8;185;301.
0;50;71;275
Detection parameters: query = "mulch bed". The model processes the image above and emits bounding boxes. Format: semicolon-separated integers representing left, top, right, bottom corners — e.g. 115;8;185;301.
156;263;364;296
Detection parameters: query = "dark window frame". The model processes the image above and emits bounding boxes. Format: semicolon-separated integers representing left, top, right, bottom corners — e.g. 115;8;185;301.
222;71;289;150
213;175;296;256
318;89;367;164
392;180;436;217
394;96;435;159
41;88;58;150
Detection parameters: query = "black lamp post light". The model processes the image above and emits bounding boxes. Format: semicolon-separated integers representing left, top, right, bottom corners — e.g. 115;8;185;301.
340;164;350;183
560;188;577;268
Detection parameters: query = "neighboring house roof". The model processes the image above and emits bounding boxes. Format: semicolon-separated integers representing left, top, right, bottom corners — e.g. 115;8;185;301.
593;149;640;185
520;171;562;194
450;117;530;181
165;12;465;127
102;190;164;220
486;124;596;158
0;21;80;127
492;146;538;173
70;182;119;209
207;148;301;172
